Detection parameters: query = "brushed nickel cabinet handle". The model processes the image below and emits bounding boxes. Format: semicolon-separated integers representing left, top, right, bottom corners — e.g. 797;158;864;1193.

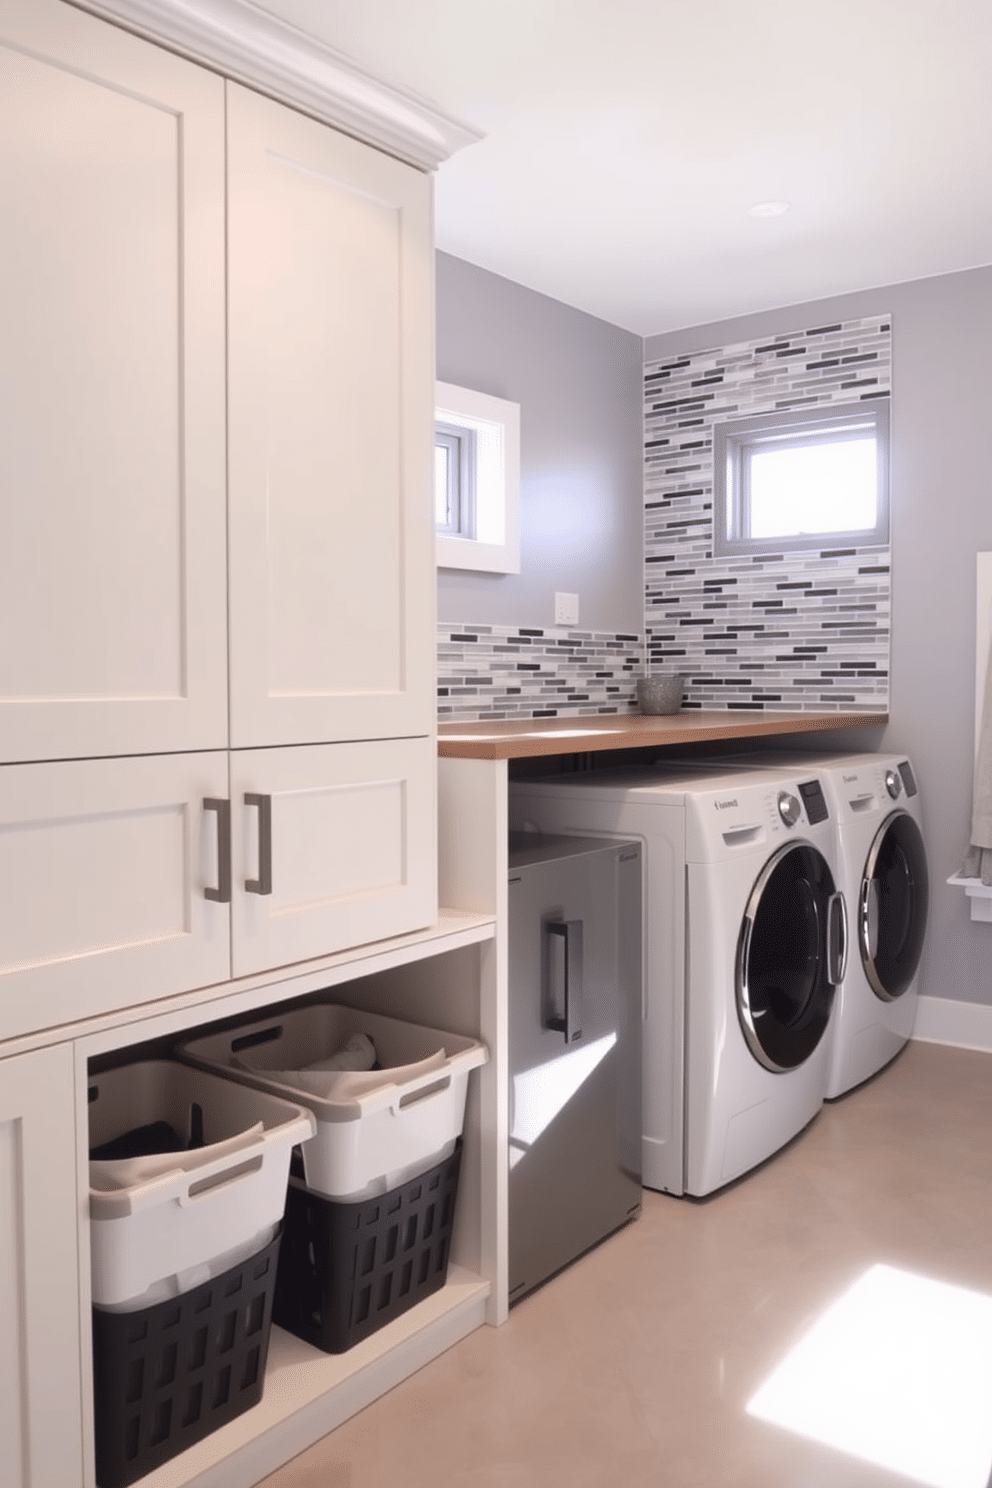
203;797;231;904
245;792;272;896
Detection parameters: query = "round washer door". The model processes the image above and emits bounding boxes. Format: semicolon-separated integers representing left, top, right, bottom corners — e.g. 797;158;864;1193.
737;841;842;1072
860;809;929;1001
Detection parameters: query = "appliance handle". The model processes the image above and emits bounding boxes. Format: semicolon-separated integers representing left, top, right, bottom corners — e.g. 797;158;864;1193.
544;919;583;1044
862;877;880;960
737;915;753;1007
828;891;848;986
245;792;273;895
203;797;231;904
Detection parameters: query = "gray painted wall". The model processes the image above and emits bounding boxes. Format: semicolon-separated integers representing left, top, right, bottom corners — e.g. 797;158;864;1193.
649;266;992;1009
435;251;644;635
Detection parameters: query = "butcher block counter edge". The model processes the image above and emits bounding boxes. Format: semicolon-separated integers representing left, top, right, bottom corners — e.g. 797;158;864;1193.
437;710;889;759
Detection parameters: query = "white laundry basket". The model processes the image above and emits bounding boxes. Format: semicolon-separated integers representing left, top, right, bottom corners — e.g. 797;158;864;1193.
88;1059;315;1311
178;1003;488;1201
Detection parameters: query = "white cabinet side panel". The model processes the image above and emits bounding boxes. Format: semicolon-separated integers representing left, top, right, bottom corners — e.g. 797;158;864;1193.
226;80;434;749
0;0;228;763
0;1114;26;1487
0;1043;83;1488
438;757;508;1322
438;757;508;916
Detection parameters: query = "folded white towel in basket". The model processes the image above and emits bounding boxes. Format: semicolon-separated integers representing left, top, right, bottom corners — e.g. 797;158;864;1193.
270;1048;447;1103
304;1031;377;1072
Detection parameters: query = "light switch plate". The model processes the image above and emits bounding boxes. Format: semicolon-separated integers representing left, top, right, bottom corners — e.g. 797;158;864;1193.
555;592;579;626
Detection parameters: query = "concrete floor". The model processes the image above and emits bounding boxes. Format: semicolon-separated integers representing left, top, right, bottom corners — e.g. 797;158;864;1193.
259;1039;992;1488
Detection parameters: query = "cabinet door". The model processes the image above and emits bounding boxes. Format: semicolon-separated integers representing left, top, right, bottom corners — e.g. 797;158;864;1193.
0;753;231;1041
0;0;228;763
226;81;435;750
229;738;437;976
0;1043;83;1488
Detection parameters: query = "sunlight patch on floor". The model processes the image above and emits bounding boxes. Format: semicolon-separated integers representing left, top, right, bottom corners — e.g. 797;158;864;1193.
747;1264;992;1488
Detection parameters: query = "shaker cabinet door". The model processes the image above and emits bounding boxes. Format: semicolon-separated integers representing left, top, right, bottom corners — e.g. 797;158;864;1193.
226;80;435;751
0;0;229;764
229;738;437;977
0;752;232;1041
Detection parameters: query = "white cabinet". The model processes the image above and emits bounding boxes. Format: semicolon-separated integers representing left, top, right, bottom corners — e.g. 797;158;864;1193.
0;0;437;1043
0;0;434;770
0;1043;84;1488
0;741;440;1040
226;81;435;750
0;0;229;764
0;9;433;767
0;6;473;1486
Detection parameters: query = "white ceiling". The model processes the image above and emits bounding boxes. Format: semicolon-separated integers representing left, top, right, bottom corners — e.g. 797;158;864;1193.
249;0;992;338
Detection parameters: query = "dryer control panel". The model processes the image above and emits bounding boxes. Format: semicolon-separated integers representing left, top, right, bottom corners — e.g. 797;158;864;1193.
796;778;829;825
898;760;918;796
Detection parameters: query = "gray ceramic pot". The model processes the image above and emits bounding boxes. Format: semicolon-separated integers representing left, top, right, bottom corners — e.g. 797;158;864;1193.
636;675;685;714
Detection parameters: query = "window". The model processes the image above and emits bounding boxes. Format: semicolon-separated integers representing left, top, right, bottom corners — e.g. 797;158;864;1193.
435;381;520;573
713;400;889;558
435;422;476;538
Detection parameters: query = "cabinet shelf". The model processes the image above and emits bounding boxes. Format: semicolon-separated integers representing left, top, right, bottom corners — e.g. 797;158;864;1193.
1;910;495;1065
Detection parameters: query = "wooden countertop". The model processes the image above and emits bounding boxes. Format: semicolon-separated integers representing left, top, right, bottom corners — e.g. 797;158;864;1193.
437;710;888;760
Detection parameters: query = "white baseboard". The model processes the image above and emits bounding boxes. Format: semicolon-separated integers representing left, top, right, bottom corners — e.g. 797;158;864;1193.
913;996;992;1053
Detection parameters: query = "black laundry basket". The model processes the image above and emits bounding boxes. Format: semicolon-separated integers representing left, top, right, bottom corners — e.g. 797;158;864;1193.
91;1228;282;1488
273;1141;462;1354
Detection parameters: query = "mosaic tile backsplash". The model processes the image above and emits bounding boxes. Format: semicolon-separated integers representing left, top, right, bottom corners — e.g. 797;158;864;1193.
437;625;642;720
436;315;891;723
644;315;891;711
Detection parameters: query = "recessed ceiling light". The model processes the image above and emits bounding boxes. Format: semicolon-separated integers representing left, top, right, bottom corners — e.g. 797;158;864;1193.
747;200;791;219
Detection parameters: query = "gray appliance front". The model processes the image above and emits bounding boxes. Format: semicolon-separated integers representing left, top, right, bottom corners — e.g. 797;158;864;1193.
507;833;642;1304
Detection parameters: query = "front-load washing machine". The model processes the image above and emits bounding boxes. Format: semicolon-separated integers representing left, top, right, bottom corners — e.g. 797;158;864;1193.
509;763;846;1197
721;750;929;1099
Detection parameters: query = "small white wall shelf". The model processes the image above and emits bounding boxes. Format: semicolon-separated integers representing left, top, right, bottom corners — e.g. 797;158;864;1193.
947;872;992;921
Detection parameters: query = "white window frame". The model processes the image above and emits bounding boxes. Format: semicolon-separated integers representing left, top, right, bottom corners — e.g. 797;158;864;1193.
435;422;476;538
713;399;890;558
435;381;520;574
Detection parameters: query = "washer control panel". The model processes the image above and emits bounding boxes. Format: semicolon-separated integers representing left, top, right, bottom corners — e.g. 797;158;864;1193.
774;779;830;827
777;790;801;827
885;768;903;800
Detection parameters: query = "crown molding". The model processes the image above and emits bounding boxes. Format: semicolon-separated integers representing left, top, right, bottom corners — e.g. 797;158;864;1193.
67;0;482;170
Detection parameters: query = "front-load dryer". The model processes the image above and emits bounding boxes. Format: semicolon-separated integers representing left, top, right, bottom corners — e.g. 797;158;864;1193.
819;753;928;1096
723;750;929;1098
510;764;846;1197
